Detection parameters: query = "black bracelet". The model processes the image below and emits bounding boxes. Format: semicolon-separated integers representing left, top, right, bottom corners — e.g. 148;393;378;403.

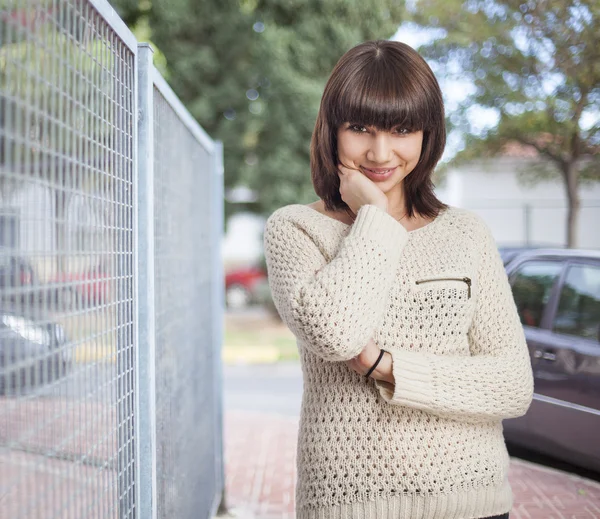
365;349;387;378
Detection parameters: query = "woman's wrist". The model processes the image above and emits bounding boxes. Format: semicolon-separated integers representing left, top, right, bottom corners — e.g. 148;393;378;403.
377;351;395;384
355;201;388;215
369;349;394;385
369;201;388;213
364;349;385;378
346;342;395;385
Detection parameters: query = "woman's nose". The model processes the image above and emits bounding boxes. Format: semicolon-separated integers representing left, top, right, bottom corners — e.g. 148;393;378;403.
366;133;393;163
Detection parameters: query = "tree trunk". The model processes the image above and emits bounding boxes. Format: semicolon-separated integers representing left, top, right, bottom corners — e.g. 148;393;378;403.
563;162;580;249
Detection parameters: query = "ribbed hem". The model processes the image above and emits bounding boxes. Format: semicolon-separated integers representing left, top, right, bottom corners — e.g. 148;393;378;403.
297;479;512;519
348;205;409;250
375;349;435;410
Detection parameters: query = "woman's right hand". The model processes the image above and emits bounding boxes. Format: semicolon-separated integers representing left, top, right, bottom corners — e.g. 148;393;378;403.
338;163;388;215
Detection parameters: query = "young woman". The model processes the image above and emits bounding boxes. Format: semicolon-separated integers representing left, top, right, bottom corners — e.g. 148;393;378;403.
263;40;533;519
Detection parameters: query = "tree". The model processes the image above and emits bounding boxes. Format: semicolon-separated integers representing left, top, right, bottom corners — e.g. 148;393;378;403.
111;0;406;218
411;0;600;247
235;0;406;215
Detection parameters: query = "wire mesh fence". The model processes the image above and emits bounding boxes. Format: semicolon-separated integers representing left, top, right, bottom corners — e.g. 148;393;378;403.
151;67;223;519
0;1;224;518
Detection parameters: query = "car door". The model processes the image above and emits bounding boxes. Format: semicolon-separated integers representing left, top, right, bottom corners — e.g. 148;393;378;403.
504;259;565;439
529;260;600;470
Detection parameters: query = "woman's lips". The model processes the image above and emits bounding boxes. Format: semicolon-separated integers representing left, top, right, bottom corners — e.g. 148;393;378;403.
360;166;397;182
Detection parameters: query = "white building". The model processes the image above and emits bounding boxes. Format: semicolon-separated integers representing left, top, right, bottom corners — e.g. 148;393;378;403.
222;157;600;267
221;211;266;269
1;183;113;280
436;157;600;249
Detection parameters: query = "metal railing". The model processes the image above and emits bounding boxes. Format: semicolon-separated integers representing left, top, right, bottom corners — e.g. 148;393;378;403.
0;1;224;518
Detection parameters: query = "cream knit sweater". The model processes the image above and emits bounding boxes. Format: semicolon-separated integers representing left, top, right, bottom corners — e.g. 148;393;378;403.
263;203;534;519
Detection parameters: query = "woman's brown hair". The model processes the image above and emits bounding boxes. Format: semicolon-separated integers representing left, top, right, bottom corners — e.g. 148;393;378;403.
310;40;447;219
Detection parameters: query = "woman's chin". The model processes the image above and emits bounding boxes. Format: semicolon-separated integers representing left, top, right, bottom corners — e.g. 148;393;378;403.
376;176;403;192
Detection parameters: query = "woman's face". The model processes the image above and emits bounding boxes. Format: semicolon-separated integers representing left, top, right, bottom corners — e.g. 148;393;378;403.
336;123;423;191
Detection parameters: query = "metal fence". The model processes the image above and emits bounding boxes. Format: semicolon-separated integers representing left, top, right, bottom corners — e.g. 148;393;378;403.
0;1;224;518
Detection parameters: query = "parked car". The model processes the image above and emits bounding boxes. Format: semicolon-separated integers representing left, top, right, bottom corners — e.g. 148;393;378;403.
498;245;563;267
499;247;535;266
225;266;267;309
502;248;600;473
0;298;71;395
0;250;57;305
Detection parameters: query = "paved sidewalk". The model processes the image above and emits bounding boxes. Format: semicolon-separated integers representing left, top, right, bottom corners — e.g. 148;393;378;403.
224;410;600;519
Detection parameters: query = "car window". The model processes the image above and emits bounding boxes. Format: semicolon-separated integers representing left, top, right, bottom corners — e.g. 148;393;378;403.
553;264;600;342
510;261;563;328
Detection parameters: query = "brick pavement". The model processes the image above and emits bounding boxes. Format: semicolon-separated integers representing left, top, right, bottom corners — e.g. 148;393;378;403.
0;397;120;518
224;410;600;519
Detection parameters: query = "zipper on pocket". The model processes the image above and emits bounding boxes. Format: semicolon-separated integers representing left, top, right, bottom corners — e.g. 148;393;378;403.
415;277;472;298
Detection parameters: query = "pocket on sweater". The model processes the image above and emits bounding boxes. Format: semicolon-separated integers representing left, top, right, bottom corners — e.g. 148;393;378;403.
413;274;473;303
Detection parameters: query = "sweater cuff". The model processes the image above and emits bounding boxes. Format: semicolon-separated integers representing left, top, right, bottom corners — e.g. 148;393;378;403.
349;205;409;248
375;349;435;410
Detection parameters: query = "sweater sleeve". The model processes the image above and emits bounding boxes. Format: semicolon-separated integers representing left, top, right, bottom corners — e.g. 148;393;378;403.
374;217;534;423
263;205;409;362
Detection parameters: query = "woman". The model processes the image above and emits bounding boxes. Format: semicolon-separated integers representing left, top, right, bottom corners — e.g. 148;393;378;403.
263;40;533;519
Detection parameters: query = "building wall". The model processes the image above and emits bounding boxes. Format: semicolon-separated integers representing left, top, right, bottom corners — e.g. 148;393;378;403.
221;211;266;270
217;158;600;268
1;184;112;280
437;158;600;249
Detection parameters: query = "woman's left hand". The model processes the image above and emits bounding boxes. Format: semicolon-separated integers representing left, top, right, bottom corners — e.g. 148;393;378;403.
346;338;394;384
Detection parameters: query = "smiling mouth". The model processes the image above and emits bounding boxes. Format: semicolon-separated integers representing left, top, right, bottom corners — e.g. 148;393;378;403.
361;166;397;175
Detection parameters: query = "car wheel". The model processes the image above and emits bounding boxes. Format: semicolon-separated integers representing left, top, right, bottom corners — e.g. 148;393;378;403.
226;284;252;310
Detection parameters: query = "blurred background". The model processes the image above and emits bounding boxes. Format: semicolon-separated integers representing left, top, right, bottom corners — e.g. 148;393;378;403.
1;0;599;518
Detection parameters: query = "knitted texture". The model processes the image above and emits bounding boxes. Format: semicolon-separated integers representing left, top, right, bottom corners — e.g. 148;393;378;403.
263;203;534;519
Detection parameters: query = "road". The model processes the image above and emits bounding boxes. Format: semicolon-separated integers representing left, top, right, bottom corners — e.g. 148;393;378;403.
223;361;303;416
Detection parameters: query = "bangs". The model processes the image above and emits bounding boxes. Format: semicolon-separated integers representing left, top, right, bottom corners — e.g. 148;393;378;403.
328;60;435;132
311;40;447;217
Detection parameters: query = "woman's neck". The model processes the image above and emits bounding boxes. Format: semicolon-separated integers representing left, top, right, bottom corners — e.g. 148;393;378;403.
384;186;407;220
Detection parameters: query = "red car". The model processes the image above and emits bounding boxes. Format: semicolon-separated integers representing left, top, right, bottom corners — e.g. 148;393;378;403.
51;265;111;308
225;266;267;309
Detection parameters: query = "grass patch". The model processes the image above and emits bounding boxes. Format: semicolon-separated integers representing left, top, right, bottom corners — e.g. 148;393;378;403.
223;327;299;363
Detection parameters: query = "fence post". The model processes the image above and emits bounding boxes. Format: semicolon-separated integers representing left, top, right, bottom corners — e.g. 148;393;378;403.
135;42;157;519
211;140;227;516
117;48;138;519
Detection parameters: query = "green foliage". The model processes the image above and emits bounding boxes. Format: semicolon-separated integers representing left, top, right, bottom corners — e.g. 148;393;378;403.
411;0;600;182
110;0;405;218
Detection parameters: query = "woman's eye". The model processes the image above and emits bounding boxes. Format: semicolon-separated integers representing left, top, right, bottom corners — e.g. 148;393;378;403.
348;124;368;133
394;127;410;135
